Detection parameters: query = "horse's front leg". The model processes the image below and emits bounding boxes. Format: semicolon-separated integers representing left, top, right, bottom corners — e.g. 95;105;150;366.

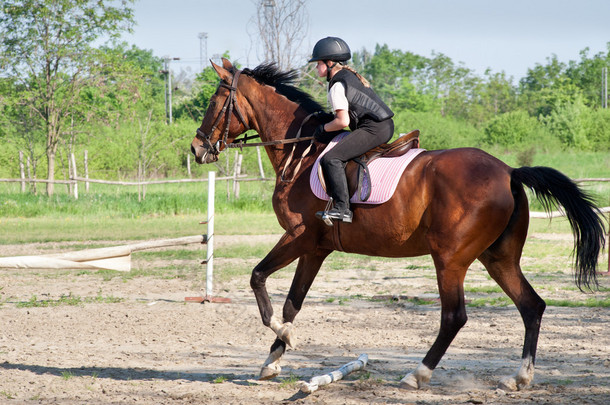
251;237;330;379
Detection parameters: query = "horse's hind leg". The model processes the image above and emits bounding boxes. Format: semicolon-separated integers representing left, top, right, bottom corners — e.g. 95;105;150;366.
478;251;545;390
258;250;330;380
478;202;546;391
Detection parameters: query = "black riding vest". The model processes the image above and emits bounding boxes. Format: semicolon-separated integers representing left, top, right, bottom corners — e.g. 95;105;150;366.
328;69;394;130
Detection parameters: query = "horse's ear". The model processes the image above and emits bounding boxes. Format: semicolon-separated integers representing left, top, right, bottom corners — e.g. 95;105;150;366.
210;60;233;83
221;58;233;70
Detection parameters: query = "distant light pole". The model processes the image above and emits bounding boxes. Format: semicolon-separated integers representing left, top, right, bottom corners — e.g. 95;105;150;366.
603;67;608;109
160;56;181;124
263;0;276;62
198;32;208;72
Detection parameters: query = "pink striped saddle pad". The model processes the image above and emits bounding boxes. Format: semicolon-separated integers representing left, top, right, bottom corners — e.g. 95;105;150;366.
310;132;426;205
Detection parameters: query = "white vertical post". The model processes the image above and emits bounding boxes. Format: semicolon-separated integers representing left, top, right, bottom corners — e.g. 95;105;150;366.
234;154;243;199
84;150;89;192
70;152;78;200
187;153;192;178
19;151;25;192
256;146;265;179
206;171;215;298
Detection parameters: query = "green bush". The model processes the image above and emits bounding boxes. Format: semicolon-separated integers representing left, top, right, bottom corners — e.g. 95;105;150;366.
584;107;610;151
484;110;537;147
540;99;591;149
393;110;482;150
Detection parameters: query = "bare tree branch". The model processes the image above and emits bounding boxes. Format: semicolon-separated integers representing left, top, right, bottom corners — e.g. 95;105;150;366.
250;0;309;70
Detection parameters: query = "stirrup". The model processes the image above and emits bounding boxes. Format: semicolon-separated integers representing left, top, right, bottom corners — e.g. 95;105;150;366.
315;210;334;226
315;208;353;226
316;197;335;226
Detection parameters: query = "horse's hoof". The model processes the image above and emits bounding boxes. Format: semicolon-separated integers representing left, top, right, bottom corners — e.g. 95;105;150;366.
399;373;419;390
259;364;281;380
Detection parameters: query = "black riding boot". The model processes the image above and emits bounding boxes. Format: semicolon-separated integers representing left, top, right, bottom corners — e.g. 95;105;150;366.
316;159;353;224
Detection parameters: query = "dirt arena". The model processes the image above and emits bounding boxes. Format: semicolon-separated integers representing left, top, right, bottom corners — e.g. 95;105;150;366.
1;234;609;404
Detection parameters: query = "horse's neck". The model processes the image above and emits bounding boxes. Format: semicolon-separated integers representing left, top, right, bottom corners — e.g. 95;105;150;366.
250;91;318;175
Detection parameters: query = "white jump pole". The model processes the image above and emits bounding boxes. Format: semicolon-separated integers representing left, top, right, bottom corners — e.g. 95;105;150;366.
298;354;369;393
206;171;215;298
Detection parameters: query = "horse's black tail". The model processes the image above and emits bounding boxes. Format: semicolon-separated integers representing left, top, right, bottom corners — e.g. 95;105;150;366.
512;166;606;291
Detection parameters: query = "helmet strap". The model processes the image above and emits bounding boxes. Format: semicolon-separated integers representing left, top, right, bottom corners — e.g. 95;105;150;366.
326;61;338;81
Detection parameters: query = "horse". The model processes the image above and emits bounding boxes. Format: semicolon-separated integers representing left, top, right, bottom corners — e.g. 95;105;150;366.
190;58;606;391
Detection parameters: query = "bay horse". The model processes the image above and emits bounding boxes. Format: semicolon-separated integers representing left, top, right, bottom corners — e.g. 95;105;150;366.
190;58;606;391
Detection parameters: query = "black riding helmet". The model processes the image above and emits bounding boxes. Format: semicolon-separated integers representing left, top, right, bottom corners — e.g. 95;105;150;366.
309;37;351;63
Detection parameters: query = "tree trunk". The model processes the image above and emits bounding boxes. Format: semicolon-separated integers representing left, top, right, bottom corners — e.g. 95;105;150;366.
46;150;56;196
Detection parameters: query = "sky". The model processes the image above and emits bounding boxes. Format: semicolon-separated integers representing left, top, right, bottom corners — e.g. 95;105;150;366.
121;0;610;81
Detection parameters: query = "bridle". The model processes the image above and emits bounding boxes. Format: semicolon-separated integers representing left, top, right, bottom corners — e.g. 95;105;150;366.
195;69;252;157
194;68;320;181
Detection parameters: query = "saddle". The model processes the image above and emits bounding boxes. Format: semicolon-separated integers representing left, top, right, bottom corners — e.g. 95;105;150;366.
317;130;420;202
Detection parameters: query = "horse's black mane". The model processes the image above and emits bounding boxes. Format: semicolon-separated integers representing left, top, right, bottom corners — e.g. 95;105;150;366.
241;62;324;113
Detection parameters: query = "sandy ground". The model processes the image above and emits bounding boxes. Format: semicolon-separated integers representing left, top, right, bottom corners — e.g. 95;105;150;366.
0;235;609;404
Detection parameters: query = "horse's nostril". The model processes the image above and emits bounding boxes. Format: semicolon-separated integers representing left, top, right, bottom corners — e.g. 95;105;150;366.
191;145;196;156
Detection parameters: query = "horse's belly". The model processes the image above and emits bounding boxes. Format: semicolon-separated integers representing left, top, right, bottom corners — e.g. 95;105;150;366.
335;219;430;258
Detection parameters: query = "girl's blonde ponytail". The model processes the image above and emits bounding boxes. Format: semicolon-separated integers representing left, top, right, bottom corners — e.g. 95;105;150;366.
341;65;370;88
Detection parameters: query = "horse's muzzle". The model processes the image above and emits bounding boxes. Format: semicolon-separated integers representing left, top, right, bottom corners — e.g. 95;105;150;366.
191;142;219;164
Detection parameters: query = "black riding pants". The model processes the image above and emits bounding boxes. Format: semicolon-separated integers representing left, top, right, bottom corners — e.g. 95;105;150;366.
320;118;394;210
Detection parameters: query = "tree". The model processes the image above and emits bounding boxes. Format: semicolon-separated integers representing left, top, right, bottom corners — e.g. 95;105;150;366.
250;0;309;70
175;53;238;122
518;55;582;117
359;44;435;112
566;44;610;108
0;0;135;195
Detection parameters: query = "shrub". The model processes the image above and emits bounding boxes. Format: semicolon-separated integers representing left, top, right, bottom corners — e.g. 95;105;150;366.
483;110;538;147
585;107;610;151
393;110;482;150
540;99;591;149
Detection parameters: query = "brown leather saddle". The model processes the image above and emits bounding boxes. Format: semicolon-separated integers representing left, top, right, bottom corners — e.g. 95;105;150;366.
317;129;420;202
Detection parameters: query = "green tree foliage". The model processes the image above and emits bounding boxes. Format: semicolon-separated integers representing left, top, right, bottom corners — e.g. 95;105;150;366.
518;55;582;117
484;110;542;147
360;44;431;110
174;53;237;122
468;70;517;124
174;66;222;122
0;0;135;194
567;45;610;108
393;110;482;150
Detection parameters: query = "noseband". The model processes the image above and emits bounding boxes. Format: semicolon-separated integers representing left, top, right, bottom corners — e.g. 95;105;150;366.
195;69;251;156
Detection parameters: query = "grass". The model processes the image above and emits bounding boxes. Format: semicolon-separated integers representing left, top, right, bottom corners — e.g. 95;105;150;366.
61;371;75;380
16;293;124;308
467;296;513;307
545;297;610;307
278;372;300;388
0;391;15;400
0;212;282;245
